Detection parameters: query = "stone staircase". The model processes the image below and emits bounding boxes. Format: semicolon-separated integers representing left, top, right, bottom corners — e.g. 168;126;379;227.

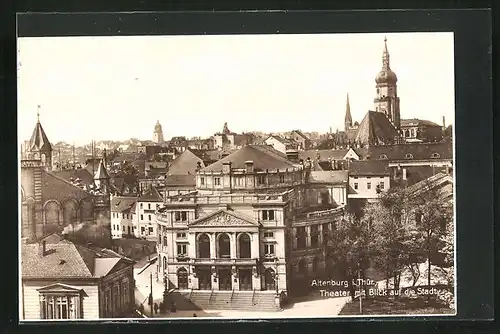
169;289;280;311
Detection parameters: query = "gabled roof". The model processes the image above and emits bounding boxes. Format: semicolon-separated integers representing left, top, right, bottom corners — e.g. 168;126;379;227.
291;130;309;140
167;148;205;175
201;145;299;172
138;186;163;202
309;171;348;184
111;196;137;213
29;120;52;151
355;110;398;146
401;118;441;127
349;160;390;176
188;209;260;227
21;240;135;279
265;135;296;146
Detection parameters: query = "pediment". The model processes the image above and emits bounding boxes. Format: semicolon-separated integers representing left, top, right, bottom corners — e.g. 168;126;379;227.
189;210;259;228
37;283;88;296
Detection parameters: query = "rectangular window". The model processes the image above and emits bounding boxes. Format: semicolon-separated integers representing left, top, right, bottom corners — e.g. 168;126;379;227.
233;177;244;186
122;213;124;219
354;183;358;190
379;182;385;189
122;226;125;232
40;295;79;319
296;226;306;250
148;203;151;210
257;175;266;185
141;227;145;234
263;232;274;238
367;182;371;190
310;225;319;248
140;203;143;209
140;214;144;221
148;215;151;221
214;177;221;186
262;210;275;221
279;174;285;183
177;243;187;256
264;243;275;256
148;227;153;234
163;236;168;246
200;177;205;185
176;232;187;238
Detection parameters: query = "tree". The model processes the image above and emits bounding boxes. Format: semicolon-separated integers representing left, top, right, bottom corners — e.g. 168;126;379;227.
364;186;413;291
325;213;375;298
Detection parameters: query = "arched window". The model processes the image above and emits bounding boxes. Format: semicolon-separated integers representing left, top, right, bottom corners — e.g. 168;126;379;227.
44;201;61;226
379;154;388;160
264;268;276;290
41;154;46;163
177;268;188;290
198;233;211;258
218;233;231;259
405;153;414;159
238;233;251;259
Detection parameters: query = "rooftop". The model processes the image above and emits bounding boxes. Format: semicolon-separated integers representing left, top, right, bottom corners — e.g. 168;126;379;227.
22;239;135;279
355;110;398;146
201;145;300;173
349;160;390;176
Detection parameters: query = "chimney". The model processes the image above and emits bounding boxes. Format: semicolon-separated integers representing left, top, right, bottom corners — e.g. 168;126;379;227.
402;168;407;180
39;240;47;257
442;116;446;130
222;161;232;174
245;160;254;173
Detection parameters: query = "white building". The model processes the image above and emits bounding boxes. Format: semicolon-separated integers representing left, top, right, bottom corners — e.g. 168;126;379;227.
110;196;137;239
135;186;163;239
348;160;391;201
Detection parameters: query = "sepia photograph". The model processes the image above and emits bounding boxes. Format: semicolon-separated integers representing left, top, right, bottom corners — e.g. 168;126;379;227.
18;31;456;321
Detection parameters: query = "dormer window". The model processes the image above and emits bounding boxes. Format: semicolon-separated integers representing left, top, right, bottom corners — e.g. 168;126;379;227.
431;153;441;159
379;154;388;160
405;153;414;159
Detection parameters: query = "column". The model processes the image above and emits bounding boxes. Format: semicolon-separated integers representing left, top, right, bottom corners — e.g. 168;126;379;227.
306;226;311;248
210;233;216;259
230;233;237;259
251;232;260;259
188;232;196;258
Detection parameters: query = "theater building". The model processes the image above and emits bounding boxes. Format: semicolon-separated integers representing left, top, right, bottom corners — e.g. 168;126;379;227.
156;145;346;310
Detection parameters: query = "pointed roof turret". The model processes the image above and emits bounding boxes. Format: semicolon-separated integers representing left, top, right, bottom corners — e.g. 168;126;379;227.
222;122;231;135
154;120;163;133
345;93;353;130
29;106;52;152
94;160;110;180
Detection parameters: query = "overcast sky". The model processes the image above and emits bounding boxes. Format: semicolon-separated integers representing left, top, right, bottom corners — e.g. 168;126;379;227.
17;32;454;145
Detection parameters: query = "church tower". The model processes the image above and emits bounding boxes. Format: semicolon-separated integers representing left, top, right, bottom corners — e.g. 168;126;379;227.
373;37;401;130
153;120;164;144
27;107;53;170
344;93;353;132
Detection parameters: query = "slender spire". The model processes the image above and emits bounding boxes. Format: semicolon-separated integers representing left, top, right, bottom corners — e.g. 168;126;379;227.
344;93;353;131
37;105;41;123
382;36;390;70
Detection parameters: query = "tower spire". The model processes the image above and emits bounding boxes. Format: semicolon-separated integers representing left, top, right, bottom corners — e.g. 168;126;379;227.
37;104;41;123
382;36;390;70
344;93;353;131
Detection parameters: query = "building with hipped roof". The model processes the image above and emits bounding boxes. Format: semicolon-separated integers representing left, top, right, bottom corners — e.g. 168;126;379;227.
155;144;348;310
20;237;136;320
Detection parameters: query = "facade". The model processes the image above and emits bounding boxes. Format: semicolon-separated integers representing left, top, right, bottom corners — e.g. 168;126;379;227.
288;130;311;150
20;239;135;320
20;117;112;247
110;196;137;239
264;136;298;154
156;145;347;309
400;118;444;143
348;160;391;200
153;120;164;144
135;186;163;239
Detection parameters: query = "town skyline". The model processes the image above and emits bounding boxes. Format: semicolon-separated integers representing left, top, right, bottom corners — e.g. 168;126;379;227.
18;32;454;145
